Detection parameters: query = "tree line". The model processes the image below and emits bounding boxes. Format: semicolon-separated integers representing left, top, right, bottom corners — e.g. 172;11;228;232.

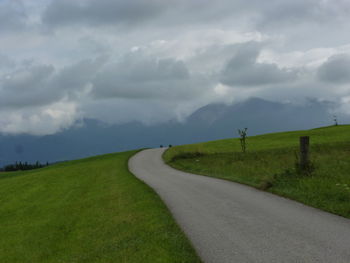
1;161;49;172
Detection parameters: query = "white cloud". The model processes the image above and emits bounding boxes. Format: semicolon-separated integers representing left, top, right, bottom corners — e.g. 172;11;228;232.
0;100;79;135
220;43;296;87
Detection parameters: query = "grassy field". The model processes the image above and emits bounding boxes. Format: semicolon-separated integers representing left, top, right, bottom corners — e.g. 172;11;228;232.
0;151;200;263
164;125;350;218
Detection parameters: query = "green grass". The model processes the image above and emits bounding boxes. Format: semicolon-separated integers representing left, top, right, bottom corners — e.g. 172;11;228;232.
0;151;200;263
164;125;350;218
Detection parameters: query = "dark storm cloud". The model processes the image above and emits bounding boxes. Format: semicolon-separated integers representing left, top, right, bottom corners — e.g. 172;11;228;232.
40;0;350;32
92;52;207;99
220;43;295;87
42;0;168;27
0;57;106;109
0;64;57;109
233;0;350;30
317;54;350;84
51;56;106;94
0;0;27;32
252;0;346;29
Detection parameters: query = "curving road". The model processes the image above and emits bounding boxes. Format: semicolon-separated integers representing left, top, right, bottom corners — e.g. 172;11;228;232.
129;148;350;263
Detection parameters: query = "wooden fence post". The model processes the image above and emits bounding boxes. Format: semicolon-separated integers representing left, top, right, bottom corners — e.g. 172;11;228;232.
299;136;310;170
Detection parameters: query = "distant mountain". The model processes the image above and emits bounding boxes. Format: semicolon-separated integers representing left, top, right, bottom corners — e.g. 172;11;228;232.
0;98;348;166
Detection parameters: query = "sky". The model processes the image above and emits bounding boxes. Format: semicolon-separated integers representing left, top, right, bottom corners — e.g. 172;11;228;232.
1;0;350;135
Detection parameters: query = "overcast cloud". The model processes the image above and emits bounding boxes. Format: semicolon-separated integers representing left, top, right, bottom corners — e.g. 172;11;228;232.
1;0;350;134
0;0;28;32
318;54;350;84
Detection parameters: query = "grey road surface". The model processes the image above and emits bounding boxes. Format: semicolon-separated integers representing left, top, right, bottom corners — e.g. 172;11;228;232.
129;148;350;263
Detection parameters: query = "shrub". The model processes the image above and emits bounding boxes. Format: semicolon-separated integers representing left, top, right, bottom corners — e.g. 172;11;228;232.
238;128;248;153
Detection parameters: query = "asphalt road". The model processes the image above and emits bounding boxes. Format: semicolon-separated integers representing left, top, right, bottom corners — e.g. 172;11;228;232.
129;148;350;263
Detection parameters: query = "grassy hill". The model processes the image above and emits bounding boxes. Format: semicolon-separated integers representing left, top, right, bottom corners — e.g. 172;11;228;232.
164;125;350;218
0;151;200;263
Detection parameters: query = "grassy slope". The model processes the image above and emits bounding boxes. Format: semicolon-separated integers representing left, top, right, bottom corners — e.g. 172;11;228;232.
164;125;350;218
0;151;200;263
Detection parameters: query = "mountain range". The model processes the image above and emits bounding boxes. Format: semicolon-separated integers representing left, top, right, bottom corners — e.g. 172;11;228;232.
0;98;347;166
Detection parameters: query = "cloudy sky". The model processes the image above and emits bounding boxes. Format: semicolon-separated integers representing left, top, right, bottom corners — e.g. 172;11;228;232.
1;0;350;135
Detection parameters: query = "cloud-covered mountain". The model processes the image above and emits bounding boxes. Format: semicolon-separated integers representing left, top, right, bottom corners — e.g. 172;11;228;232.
2;0;350;136
0;98;347;166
